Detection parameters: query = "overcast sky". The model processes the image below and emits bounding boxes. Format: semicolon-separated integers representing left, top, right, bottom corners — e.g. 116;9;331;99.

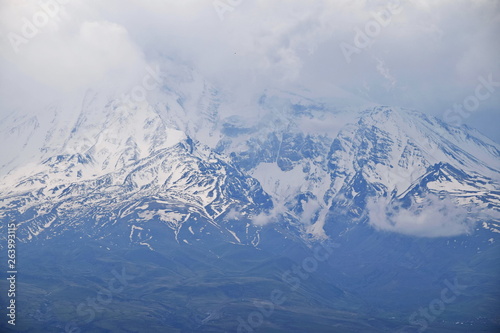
1;0;499;141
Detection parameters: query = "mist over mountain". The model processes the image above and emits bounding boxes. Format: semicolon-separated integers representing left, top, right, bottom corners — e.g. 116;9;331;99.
1;65;499;332
1;1;500;333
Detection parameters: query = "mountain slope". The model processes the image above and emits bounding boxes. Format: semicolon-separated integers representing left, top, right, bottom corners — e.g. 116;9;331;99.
2;95;499;245
0;91;273;247
211;102;500;239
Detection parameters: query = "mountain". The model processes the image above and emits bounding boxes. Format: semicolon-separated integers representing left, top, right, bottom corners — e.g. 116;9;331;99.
213;101;500;239
0;91;273;248
1;80;499;332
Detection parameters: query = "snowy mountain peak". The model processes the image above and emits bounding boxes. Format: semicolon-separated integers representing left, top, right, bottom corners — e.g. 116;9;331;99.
323;106;500;236
1;85;499;245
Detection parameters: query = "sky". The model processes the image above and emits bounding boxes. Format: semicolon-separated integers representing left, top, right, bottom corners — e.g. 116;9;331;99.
0;0;499;141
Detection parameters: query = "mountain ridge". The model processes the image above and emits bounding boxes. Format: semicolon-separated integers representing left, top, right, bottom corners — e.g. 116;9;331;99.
1;92;499;246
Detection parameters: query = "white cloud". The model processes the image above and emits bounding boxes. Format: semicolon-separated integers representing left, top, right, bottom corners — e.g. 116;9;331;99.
252;204;286;227
366;193;477;237
0;0;150;102
0;0;498;139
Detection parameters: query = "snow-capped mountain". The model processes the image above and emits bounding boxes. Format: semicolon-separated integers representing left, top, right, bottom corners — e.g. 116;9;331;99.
1;77;499;248
212;101;500;239
1;77;500;333
0;89;273;248
324;106;500;235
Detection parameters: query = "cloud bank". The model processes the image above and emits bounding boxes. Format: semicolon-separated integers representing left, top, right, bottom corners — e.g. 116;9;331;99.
367;193;477;237
0;0;499;139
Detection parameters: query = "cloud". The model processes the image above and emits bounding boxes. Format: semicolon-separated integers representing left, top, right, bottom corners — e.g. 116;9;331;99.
376;58;397;89
0;0;153;121
252;204;286;227
223;204;285;227
0;0;498;139
366;193;478;237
